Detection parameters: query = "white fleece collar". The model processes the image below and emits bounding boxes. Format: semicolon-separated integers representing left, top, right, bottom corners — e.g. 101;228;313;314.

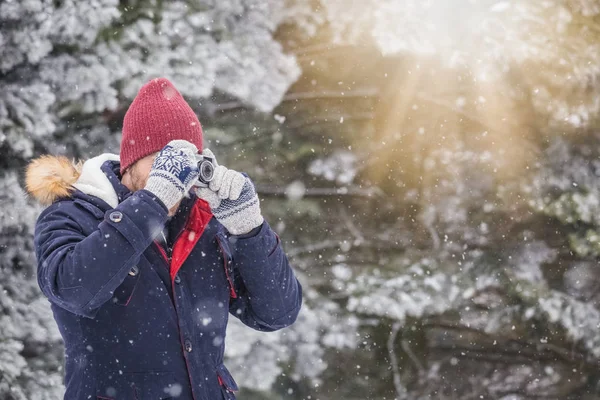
73;153;121;208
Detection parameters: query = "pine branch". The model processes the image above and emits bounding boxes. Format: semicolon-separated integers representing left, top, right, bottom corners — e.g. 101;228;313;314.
284;112;375;130
388;322;409;400
292;43;371;57
423;320;587;365
286;240;340;258
211;89;380;112
256;185;384;198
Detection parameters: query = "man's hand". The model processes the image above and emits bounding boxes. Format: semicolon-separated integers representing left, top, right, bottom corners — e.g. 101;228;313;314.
145;140;199;213
195;149;264;235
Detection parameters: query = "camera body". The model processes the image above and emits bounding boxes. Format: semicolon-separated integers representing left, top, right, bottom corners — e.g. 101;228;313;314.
195;154;215;187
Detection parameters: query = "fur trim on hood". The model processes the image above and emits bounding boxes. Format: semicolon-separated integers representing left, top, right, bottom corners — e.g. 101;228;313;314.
26;153;120;207
26;156;81;205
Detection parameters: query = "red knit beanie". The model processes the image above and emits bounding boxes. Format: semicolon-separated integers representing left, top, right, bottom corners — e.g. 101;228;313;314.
120;77;203;174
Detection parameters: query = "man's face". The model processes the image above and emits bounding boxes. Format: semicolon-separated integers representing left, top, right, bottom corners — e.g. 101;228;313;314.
123;153;156;192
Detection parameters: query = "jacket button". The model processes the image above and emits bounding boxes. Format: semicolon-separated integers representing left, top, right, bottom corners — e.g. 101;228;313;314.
184;339;192;353
174;274;181;284
128;266;139;277
109;211;123;222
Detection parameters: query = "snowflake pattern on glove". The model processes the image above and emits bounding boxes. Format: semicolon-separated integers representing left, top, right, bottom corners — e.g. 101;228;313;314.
152;144;197;187
145;140;199;210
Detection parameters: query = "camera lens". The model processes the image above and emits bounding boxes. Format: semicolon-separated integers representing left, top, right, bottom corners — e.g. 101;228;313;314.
198;160;214;183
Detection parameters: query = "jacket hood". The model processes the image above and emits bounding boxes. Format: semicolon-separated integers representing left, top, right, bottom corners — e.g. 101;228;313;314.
26;153;120;207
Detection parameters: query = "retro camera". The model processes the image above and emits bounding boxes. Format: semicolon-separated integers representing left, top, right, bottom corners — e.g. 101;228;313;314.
195;154;215;186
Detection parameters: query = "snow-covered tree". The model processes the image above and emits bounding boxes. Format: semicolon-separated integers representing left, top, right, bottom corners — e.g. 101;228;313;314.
0;1;305;398
248;0;600;397
4;0;600;399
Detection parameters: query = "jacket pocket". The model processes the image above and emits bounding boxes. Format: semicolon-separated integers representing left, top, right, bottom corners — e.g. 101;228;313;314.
267;233;281;257
112;265;141;306
216;233;237;299
96;371;177;399
216;363;239;400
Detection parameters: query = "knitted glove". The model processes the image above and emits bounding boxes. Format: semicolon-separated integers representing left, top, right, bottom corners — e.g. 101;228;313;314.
145;140;200;211
195;149;264;235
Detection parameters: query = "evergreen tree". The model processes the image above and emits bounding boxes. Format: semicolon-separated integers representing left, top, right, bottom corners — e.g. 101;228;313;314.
3;1;600;399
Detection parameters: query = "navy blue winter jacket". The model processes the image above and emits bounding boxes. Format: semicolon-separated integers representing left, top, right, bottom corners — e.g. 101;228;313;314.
31;157;302;400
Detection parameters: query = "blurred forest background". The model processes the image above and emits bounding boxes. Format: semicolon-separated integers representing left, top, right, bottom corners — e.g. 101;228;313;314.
2;1;600;399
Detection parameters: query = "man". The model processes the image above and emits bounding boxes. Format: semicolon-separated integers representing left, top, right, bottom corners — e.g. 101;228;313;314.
25;78;302;399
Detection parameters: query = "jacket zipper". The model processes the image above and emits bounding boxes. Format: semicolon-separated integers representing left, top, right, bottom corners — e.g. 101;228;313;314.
169;227;186;262
155;209;191;267
154;241;169;265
